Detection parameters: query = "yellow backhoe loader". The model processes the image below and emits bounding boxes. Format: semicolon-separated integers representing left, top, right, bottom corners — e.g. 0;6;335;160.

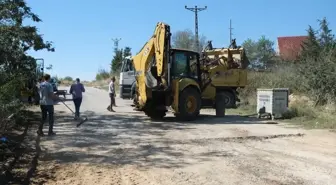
132;22;249;121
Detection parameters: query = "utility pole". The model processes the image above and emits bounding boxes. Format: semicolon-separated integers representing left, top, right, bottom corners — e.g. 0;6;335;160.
112;38;121;52
185;5;207;52
229;19;233;44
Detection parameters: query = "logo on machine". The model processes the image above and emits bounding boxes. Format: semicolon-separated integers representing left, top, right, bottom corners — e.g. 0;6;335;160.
143;47;150;56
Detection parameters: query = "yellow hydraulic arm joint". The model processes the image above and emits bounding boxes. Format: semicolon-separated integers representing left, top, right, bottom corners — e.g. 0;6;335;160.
132;22;171;107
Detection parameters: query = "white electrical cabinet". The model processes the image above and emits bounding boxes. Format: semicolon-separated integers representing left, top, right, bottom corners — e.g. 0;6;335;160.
257;88;289;120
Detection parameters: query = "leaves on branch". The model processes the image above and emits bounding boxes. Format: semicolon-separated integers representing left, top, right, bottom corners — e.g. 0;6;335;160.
0;0;54;124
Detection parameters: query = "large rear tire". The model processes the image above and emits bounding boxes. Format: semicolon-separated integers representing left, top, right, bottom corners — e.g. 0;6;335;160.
175;87;201;121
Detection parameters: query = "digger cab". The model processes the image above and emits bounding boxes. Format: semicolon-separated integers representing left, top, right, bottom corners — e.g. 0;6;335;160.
169;49;204;120
170;49;202;86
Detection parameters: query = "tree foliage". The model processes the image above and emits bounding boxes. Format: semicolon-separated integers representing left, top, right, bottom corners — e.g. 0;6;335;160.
0;0;54;124
298;17;336;105
110;46;132;73
95;68;110;81
63;76;73;81
242;36;276;69
240;17;336;110
172;29;207;53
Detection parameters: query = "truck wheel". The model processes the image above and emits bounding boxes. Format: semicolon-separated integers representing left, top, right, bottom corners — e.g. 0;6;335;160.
222;91;236;108
175;87;201;121
215;92;226;117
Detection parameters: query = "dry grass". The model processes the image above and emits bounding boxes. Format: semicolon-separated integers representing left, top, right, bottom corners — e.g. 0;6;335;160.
233;69;336;129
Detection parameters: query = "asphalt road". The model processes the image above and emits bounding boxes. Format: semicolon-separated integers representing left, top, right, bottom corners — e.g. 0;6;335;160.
34;86;336;185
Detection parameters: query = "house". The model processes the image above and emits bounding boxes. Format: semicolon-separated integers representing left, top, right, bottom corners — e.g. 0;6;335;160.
277;36;308;61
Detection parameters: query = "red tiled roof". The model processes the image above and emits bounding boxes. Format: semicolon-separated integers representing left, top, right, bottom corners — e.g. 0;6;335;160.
277;36;308;61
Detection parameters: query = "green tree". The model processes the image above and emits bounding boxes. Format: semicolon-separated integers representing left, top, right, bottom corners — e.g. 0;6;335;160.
299;17;336;105
172;29;207;53
110;46;132;73
241;39;258;63
242;36;276;69
0;0;54;122
318;17;335;48
111;49;123;73
95;68;110;81
301;26;320;59
123;46;132;58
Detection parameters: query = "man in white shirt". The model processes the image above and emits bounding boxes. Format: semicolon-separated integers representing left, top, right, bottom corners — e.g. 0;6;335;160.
107;76;116;112
37;74;59;136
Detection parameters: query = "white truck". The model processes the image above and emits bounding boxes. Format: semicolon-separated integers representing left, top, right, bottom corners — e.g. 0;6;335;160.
119;56;136;99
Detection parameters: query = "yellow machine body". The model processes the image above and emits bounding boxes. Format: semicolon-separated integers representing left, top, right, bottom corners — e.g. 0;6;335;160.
132;22;249;120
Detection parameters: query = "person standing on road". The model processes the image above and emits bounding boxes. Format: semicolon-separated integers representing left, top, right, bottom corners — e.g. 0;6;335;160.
130;81;136;100
107;76;116;112
69;78;85;120
37;74;58;136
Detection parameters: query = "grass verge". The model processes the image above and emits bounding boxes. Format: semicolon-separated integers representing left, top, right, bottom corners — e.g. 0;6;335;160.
227;101;336;129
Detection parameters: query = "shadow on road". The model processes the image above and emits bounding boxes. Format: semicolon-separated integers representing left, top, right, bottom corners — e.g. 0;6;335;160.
37;110;278;170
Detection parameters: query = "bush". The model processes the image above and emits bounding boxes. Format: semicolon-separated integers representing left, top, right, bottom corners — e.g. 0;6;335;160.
238;62;304;105
298;49;336;105
0;77;24;132
239;17;336;128
95;68;110;81
63;76;73;81
238;50;336;128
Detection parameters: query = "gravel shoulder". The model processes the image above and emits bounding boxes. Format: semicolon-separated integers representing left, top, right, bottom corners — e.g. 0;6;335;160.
32;87;336;185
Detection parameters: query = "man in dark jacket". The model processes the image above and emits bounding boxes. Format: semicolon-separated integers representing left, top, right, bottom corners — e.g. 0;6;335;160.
69;78;85;119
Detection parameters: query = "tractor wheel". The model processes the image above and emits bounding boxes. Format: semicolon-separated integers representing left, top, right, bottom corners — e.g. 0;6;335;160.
144;108;166;120
143;101;166;120
221;91;236;108
175;87;201;121
215;92;226;117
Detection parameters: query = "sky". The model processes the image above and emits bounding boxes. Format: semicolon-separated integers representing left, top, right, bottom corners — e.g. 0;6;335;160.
26;0;336;81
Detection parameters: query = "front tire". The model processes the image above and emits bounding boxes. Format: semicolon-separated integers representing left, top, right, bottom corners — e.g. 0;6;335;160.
143;100;166;120
175;87;201;121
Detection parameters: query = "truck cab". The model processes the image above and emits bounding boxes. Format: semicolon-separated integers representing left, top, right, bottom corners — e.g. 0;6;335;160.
119;56;136;99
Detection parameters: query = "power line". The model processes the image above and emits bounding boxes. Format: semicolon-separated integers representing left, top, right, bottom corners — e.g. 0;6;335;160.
185;5;207;52
229;19;233;44
112;38;121;51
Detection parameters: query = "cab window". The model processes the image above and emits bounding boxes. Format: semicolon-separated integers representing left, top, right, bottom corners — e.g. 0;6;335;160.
172;52;188;77
189;53;198;79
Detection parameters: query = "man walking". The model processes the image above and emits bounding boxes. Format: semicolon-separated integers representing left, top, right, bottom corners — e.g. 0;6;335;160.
37;74;58;136
69;78;85;120
107;76;116;112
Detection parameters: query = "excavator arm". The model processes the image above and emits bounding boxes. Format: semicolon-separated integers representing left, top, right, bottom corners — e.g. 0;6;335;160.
132;22;171;107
